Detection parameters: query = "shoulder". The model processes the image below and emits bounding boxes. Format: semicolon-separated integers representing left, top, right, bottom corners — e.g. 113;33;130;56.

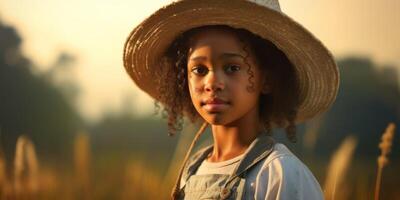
253;143;324;200
257;143;316;183
261;142;305;171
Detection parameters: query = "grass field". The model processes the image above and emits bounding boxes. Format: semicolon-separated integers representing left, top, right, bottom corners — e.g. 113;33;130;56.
0;123;398;200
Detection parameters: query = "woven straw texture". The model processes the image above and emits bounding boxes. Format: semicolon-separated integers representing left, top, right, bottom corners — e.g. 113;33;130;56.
123;0;340;124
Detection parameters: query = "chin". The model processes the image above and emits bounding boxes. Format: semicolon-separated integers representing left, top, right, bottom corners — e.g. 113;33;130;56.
203;114;232;125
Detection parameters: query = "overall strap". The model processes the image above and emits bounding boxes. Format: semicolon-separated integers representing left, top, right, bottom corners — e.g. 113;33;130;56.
220;133;275;199
179;144;214;189
171;122;209;200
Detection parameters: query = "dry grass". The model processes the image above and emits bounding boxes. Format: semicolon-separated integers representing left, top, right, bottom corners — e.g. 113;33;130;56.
0;149;9;199
324;135;358;200
120;161;163;200
0;122;398;200
13;135;40;199
375;122;396;200
74;132;91;200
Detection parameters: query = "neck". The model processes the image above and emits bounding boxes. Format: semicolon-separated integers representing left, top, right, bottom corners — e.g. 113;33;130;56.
208;107;264;162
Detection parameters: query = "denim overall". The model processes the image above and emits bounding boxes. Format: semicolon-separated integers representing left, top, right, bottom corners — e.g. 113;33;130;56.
178;133;275;200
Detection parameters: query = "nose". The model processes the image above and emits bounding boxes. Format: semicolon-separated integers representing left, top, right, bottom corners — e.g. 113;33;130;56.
204;70;225;92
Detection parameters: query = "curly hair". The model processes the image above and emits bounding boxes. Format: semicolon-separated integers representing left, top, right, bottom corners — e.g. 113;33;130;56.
154;25;300;142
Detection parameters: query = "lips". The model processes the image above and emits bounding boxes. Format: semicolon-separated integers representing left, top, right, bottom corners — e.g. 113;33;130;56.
201;98;230;112
204;98;228;104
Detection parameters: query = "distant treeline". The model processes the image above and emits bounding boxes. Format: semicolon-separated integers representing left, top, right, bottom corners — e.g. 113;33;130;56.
0;19;399;164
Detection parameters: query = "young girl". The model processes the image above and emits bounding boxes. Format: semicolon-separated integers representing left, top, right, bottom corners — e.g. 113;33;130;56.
123;0;339;199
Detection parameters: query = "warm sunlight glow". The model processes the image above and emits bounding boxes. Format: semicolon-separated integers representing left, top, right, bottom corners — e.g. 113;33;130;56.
0;0;398;120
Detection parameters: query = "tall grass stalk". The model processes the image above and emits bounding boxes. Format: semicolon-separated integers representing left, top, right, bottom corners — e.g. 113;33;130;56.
324;136;357;200
13;135;40;198
74;132;91;199
374;123;396;200
0;148;7;199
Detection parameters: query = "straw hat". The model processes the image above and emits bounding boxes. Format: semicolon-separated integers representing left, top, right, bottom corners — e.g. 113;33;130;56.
123;0;340;124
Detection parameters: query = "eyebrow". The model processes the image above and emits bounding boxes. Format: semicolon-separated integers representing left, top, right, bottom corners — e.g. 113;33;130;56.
189;53;245;61
220;53;245;60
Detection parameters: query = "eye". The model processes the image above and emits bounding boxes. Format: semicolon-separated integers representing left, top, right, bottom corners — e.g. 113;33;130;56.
191;65;208;76
225;64;241;74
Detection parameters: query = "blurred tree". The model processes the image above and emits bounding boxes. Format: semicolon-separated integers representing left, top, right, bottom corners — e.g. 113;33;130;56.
0;20;82;162
43;52;80;105
315;57;400;158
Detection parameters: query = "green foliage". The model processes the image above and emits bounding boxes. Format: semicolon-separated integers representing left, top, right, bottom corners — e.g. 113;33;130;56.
0;21;82;160
315;57;400;158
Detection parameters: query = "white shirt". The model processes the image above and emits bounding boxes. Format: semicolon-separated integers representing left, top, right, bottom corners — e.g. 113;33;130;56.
196;152;245;175
194;143;324;200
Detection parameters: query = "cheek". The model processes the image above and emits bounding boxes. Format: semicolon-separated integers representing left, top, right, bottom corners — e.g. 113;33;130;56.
188;77;202;94
188;79;205;114
233;75;251;92
194;87;202;93
188;79;203;105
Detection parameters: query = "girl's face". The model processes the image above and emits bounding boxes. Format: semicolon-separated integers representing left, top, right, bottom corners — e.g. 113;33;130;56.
187;28;269;125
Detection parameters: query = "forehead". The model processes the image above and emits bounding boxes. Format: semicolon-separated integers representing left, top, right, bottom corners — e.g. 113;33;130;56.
189;28;245;55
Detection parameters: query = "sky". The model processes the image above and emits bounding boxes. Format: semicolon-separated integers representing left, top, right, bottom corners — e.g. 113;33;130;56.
0;0;399;121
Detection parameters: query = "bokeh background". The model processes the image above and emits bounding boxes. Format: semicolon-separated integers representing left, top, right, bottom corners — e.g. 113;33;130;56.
0;0;399;199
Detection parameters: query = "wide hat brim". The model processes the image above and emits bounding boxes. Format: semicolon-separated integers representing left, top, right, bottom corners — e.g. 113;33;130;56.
123;0;340;125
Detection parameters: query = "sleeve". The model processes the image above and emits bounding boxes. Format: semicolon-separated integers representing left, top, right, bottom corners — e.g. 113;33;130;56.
254;154;324;200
